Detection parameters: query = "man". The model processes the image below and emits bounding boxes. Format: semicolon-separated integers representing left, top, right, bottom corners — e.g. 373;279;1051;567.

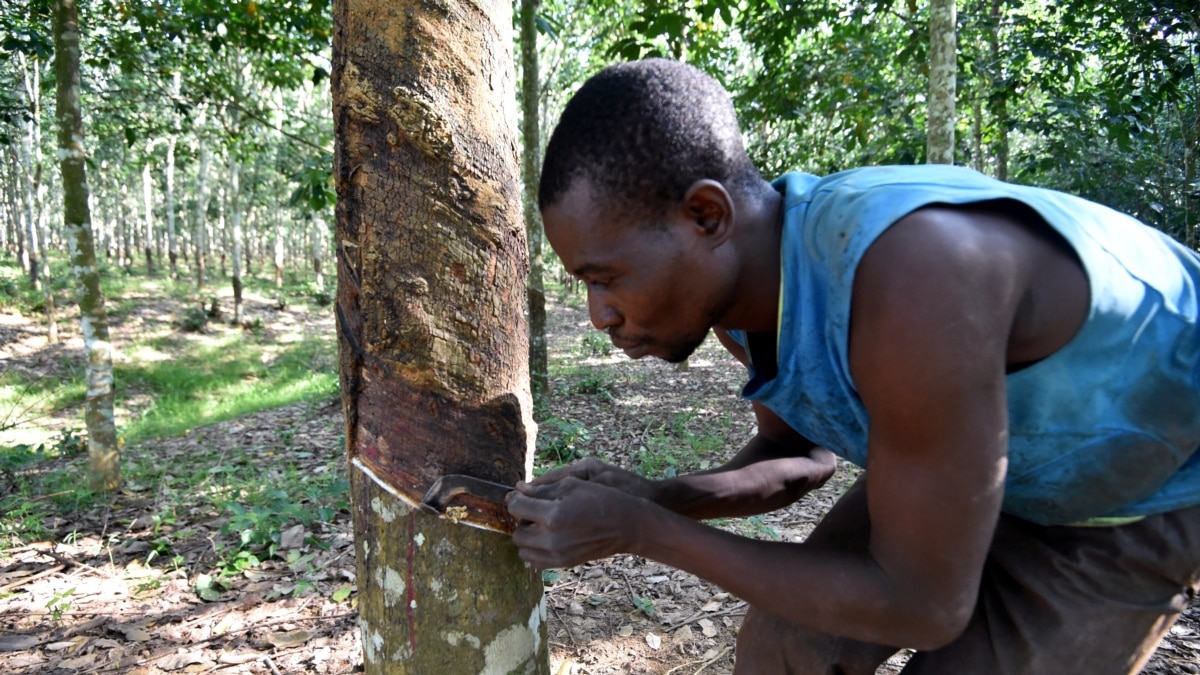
506;58;1200;674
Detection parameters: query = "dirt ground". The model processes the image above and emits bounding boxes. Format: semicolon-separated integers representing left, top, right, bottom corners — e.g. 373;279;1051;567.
1;288;1199;674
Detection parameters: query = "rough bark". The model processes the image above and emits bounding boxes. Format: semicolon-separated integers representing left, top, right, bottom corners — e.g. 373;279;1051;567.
54;0;120;491
927;0;957;164
333;0;549;672
521;0;548;406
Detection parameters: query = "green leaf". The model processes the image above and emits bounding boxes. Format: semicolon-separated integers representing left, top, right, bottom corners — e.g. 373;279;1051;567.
331;585;354;602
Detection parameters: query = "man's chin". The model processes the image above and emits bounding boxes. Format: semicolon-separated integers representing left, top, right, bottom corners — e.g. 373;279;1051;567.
660;333;709;364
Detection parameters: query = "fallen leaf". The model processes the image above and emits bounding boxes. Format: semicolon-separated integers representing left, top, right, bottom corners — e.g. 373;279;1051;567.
673;625;694;642
700;599;722;612
280;524;306;550
159;651;207;671
218;650;266;664
617;625;633;637
0;635;40;652
645;632;661;650
59;654;97;670
122;541;151;554
266;630;313;649
113;624;152;642
699;618;717;638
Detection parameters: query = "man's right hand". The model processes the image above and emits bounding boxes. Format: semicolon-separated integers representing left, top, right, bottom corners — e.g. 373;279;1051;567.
529;457;659;503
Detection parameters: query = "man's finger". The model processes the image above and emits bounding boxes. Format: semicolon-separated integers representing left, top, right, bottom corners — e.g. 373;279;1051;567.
507;490;559;524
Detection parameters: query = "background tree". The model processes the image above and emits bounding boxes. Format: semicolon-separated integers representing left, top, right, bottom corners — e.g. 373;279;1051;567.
332;0;549;671
927;0;957;163
522;0;549;405
53;0;119;490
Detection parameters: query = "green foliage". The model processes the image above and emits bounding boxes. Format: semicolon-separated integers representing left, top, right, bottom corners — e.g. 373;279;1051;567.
632;594;656;617
46;587;76;622
536;416;592;466
579;331;612;357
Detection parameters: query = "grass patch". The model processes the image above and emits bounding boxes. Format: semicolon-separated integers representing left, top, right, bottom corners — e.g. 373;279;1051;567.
117;335;337;442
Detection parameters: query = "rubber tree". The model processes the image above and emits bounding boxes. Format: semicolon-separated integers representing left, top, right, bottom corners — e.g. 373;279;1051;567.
332;0;549;672
521;0;549;405
53;0;120;491
927;0;957;164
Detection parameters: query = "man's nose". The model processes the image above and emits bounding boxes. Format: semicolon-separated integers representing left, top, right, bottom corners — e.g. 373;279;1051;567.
588;290;620;330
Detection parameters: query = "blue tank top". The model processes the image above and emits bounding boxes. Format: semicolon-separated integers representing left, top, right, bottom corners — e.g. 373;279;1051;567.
728;165;1200;525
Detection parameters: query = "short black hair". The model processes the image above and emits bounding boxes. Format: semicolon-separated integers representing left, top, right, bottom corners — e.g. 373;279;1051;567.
539;59;762;217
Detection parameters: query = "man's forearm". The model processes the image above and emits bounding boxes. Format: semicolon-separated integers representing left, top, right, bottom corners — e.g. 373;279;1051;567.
652;435;836;519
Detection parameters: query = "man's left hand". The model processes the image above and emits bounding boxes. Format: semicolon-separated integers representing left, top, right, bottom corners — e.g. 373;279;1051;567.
508;477;647;569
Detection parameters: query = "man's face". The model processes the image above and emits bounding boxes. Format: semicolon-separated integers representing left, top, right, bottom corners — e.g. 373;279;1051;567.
542;179;734;363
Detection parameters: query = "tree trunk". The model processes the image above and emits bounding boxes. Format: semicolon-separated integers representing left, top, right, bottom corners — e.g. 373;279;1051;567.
309;212;324;291
166;136;179;278
7;150;28;271
230;157;244;324
987;0;1009;180
17;89;40;290
971;98;983;172
38;159;57;344
521;0;549;406
274;211;285;289
54;0;120;491
927;0;957;164
143;162;156;276
195;108;210;290
218;184;227;280
332;0;549;671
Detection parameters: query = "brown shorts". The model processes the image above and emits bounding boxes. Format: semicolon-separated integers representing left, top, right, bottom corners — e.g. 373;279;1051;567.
734;477;1200;675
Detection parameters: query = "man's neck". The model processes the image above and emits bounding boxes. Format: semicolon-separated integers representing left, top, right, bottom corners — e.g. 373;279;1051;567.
716;182;784;334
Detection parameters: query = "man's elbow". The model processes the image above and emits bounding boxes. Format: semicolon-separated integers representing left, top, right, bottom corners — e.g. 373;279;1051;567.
901;600;975;651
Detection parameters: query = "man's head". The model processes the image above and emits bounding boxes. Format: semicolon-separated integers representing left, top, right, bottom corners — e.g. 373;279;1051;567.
539;58;762;220
539;60;770;363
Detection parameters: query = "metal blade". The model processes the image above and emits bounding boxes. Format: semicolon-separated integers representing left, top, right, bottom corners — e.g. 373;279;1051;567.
419;474;516;533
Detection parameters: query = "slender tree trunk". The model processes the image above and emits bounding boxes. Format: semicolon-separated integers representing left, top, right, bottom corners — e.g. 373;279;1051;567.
18;109;40;289
195;108;210;290
521;0;549;405
39;159;58;344
230;157;244;324
927;0;957;164
142;162;155;276
218;184;227;280
166;136;178;278
309;212;324;291
971;98;984;172
988;0;1009;180
118;183;130;271
54;0;119;491
274;211;285;289
333;0;549;671
7;151;27;269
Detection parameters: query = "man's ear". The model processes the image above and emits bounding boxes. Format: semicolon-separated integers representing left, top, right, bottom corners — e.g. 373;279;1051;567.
680;179;735;246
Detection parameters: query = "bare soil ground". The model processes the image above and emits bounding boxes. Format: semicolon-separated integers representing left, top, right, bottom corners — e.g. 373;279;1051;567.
1;288;1198;674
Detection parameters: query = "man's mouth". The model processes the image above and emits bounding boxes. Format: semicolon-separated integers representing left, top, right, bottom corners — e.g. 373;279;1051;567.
608;334;649;359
